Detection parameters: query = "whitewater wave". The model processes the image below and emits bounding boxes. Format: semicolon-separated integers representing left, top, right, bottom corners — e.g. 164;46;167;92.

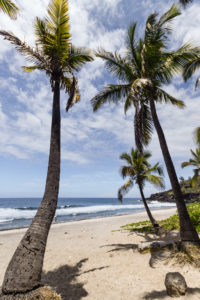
0;201;176;224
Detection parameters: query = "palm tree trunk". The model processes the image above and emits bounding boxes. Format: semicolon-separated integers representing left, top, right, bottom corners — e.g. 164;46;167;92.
138;183;158;228
149;98;199;242
2;80;61;294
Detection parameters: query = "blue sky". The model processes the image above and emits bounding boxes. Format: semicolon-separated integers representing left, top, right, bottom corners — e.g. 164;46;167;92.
0;0;200;198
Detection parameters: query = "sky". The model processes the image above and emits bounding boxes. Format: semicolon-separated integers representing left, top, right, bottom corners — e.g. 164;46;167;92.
0;0;200;198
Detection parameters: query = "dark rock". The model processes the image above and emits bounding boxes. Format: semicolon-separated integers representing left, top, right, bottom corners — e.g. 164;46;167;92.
146;191;200;203
165;272;187;297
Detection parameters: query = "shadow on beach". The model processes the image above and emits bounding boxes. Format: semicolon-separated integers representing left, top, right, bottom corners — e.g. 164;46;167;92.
41;258;109;300
41;258;88;300
143;287;200;299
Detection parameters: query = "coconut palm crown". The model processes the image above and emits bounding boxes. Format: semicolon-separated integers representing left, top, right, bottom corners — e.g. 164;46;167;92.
91;5;200;242
0;0;19;19
118;148;164;227
0;0;93;295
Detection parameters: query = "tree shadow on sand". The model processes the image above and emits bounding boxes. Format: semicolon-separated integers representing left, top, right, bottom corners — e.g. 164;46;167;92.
42;258;109;300
100;243;138;252
133;230;181;268
42;258;88;300
143;287;200;299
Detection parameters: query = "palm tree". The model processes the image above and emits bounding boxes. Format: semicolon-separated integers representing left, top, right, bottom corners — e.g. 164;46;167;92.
0;0;93;295
91;5;200;242
182;127;200;186
182;148;200;186
118;148;164;228
0;0;19;19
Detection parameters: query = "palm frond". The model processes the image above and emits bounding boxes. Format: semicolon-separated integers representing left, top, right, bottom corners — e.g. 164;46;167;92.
156;88;185;108
183;57;200;81
96;49;136;82
126;22;140;74
118;179;133;202
145;174;165;189
65;76;79;111
66;46;93;71
120;152;132;165
194;127;200;145
0;0;19;19
0;30;47;65
91;84;130;111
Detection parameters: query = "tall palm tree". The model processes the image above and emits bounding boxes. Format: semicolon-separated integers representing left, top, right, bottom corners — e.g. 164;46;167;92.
91;5;200;242
0;0;19;19
118;148;164;228
182;148;200;186
0;0;93;295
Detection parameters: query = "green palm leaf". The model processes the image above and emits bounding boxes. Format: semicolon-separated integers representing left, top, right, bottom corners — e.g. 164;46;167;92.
0;0;18;19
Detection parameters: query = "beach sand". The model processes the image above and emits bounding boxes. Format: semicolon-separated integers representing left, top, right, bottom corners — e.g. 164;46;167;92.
0;208;200;300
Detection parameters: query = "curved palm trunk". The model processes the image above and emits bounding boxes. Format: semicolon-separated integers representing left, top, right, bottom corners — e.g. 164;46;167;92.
149;98;199;242
2;80;61;294
138;183;159;228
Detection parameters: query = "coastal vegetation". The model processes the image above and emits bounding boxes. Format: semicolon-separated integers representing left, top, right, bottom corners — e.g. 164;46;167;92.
91;5;200;243
121;202;200;233
0;0;93;296
0;0;19;19
118;148;164;228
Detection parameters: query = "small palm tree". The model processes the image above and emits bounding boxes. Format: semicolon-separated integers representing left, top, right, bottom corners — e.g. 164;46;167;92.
0;0;93;295
182;148;200;186
91;5;200;242
0;0;19;19
118;148;164;228
182;128;200;186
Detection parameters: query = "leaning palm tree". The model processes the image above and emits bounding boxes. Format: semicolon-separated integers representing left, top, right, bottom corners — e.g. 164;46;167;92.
91;5;200;242
0;0;19;19
118;148;164;228
0;0;93;295
182;148;200;186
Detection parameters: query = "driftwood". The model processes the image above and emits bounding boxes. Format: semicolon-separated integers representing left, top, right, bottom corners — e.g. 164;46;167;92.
138;240;180;253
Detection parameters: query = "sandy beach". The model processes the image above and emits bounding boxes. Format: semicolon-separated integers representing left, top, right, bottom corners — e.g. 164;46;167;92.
0;208;200;300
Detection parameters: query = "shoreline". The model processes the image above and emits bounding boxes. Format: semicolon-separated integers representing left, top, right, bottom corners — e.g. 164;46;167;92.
0;206;176;233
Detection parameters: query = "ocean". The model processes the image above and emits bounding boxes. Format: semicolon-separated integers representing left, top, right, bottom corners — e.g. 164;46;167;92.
0;197;176;230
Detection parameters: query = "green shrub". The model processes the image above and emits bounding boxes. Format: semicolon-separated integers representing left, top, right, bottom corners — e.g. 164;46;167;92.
121;202;200;233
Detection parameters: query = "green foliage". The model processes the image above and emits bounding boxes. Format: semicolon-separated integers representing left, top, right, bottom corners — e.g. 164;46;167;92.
118;148;164;202
0;0;19;19
121;220;153;232
122;202;200;233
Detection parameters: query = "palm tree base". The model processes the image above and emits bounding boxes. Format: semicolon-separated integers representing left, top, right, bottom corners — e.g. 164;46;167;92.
0;286;62;300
